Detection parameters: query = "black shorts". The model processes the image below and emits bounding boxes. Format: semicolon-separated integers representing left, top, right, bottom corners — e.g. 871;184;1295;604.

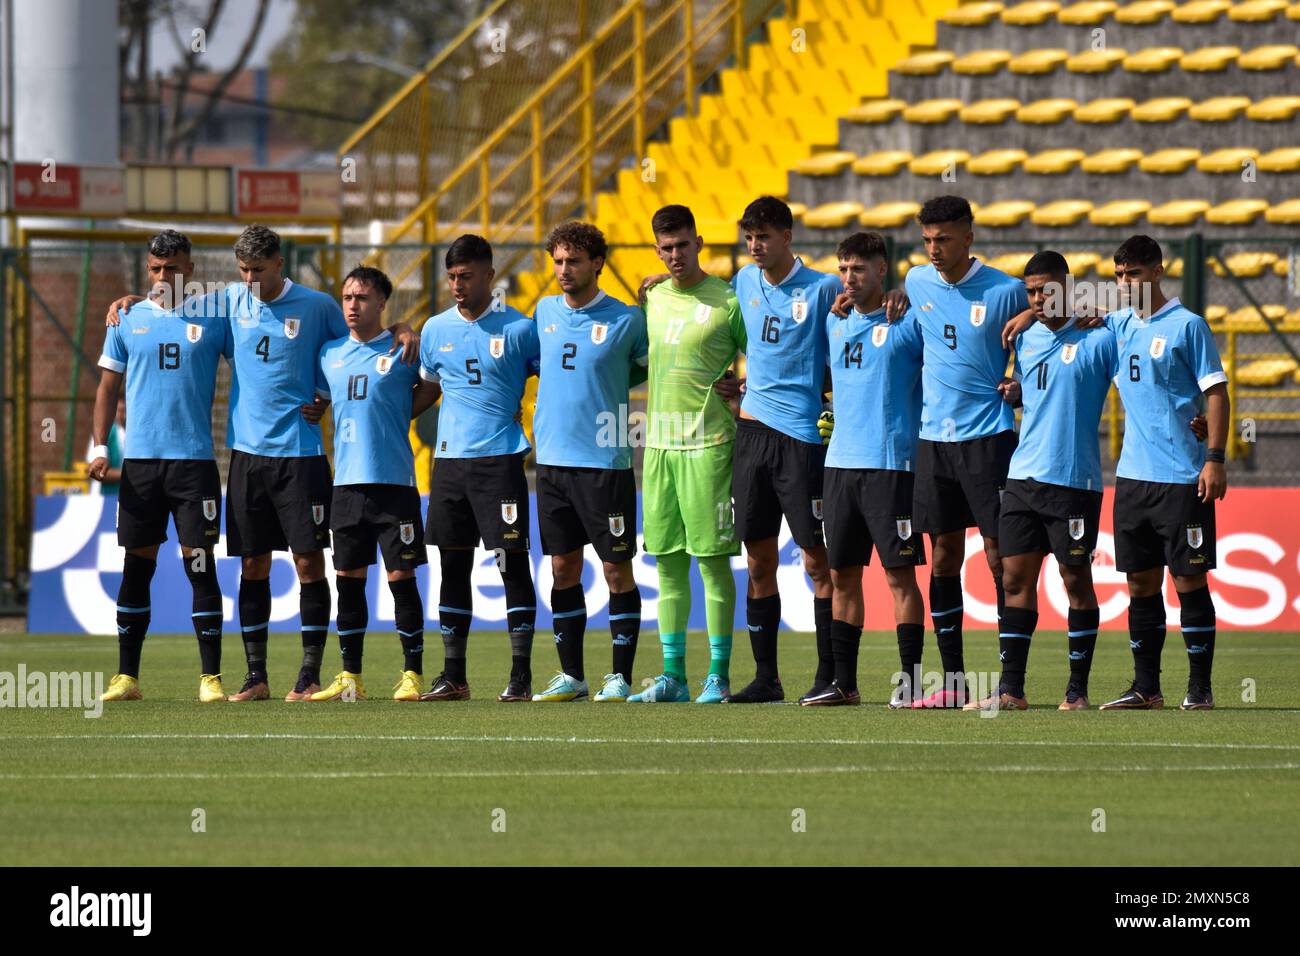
425;452;530;551
537;465;637;564
823;467;925;570
117;458;222;550
732;417;826;549
914;431;1017;538
330;484;427;572
999;478;1103;566
1113;477;1217;575
226;450;332;556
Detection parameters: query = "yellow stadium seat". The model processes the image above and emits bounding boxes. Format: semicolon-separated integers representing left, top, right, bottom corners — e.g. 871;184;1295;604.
960;98;1023;124
1238;45;1299;70
1082;148;1144;172
1230;0;1289;21
845;99;908;124
852;151;914;176
1008;49;1070;74
1206;304;1230;322
1024;148;1087;173
944;2;1006;26
896;51;956;76
701;255;737;279
1059;2;1118;25
1065;251;1103;274
1031;200;1095;225
1246;96;1300;121
860;201;922;229
1224;252;1279;277
1277;259;1293;276
975;201;1037;227
1236;359;1297;387
788;202;808;219
1075;98;1137;123
967;149;1030;175
1131;97;1194;122
1089;200;1152;225
1180;47;1241;71
1137;149;1200;174
1197;148;1261;173
1114;1;1175;24
910;150;973;175
1148;200;1211;225
803;201;866;230
1002;1;1062;24
809;253;840;275
1017;99;1078;123
1265;199;1300;223
792;151;858;176
1123;47;1184;72
1066;48;1128;72
952;50;1013;75
989;252;1035;276
903;99;966;124
1164;257;1185;278
1190;96;1252;121
1206;199;1270;223
1289;2;1300;20
1171;1;1230;23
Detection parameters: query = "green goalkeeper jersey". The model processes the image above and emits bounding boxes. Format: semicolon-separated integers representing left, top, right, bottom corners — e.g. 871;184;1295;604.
644;275;746;450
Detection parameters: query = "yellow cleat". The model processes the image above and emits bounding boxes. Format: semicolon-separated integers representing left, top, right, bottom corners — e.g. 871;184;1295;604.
392;670;423;702
100;673;142;701
199;674;226;703
310;671;366;701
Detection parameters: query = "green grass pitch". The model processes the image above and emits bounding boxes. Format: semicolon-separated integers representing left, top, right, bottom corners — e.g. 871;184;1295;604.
2;629;1298;866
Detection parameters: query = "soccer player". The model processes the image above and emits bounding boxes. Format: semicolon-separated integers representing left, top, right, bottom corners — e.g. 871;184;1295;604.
726;196;842;704
631;204;747;703
90;230;232;702
1099;236;1228;711
310;266;439;701
963;251;1118;711
530;222;649;703
809;232;925;707
416;235;541;702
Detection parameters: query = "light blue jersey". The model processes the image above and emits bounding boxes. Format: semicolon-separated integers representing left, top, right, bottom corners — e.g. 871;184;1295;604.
98;297;232;460
224;278;347;457
825;306;924;471
418;302;540;458
533;290;649;470
1008;319;1119;491
732;258;841;444
1108;297;1227;485
317;330;420;487
905;259;1028;442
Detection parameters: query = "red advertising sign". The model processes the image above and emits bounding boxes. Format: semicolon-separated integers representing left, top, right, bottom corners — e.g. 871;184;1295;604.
10;162;125;214
235;169;340;218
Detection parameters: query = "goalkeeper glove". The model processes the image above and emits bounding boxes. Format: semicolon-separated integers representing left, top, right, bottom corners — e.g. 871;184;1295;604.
816;409;835;445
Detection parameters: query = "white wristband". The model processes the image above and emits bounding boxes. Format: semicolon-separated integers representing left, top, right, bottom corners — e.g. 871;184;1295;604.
89;444;109;463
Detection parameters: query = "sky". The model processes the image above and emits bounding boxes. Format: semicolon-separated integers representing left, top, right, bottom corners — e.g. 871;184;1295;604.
144;0;298;73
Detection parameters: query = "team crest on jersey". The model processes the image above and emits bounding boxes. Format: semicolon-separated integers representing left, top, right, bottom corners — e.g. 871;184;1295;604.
1187;524;1204;549
489;336;505;359
399;522;415;545
283;316;301;339
1068;516;1086;541
969;303;987;327
811;497;823;520
375;355;393;375
1150;335;1167;360
186;323;203;343
1061;344;1079;365
312;503;325;525
695;303;712;324
439;342;454;352
202;498;217;521
591;322;608;345
544;323;557;333
501;499;518;525
791;300;809;324
608;514;626;537
871;324;889;348
896;517;912;541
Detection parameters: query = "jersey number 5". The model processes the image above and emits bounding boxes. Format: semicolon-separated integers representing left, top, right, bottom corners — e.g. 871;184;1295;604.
466;358;482;385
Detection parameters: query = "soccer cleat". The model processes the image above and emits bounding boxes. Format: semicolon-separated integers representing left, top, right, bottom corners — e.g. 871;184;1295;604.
963;692;1028;712
418;672;470;701
100;673;142;701
498;678;532;702
226;673;270;702
593;673;631;702
1180;686;1215;710
627;673;691;703
285;667;321;701
798;679;833;705
309;671;366;702
392;670;423;702
800;683;861;707
532;672;589;702
198;674;226;703
1059;687;1090;711
1099;685;1164;710
888;682;915;709
694;673;730;704
724;676;786;703
909;687;967;709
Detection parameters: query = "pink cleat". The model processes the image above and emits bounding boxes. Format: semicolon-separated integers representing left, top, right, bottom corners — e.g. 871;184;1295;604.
910;687;967;709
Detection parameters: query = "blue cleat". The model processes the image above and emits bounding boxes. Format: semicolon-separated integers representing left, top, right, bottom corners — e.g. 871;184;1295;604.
627;673;691;702
594;673;631;702
694;673;730;703
532;672;589;702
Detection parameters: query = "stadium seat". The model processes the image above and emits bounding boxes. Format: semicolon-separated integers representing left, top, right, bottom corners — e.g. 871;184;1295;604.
967;149;1030;174
910;149;973;175
1008;49;1070;74
960;98;1023;123
1205;198;1270;223
1190;96;1252;120
1139;148;1201;173
803;201;865;229
1238;45;1299;70
1246;96;1300;120
1065;250;1104;274
1224;252;1280;277
944;2;1006;26
1059;1;1118;25
976;200;1037;226
1147;199;1211;224
1031;199;1095;225
1001;1;1063;24
1017;98;1078;122
1206;304;1231;323
1236;358;1297;386
903;99;965;123
1024;148;1087;173
1082;148;1144;172
1266;199;1300;223
1230;0;1289;20
1131;97;1194;122
952;50;1013;75
852;151;914;175
988;252;1035;275
859;201;922;228
1197;147;1261;172
1179;47;1241;72
1075;98;1137;123
1170;1;1231;24
1114;1;1175;25
788;202;807;219
792;151;857;176
1288;2;1300;20
895;51;956;76
845;99;907;124
1123;47;1185;72
1066;48;1128;72
1089;200;1152;225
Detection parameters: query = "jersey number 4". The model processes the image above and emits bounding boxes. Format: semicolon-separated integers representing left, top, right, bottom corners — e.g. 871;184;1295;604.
255;335;270;361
